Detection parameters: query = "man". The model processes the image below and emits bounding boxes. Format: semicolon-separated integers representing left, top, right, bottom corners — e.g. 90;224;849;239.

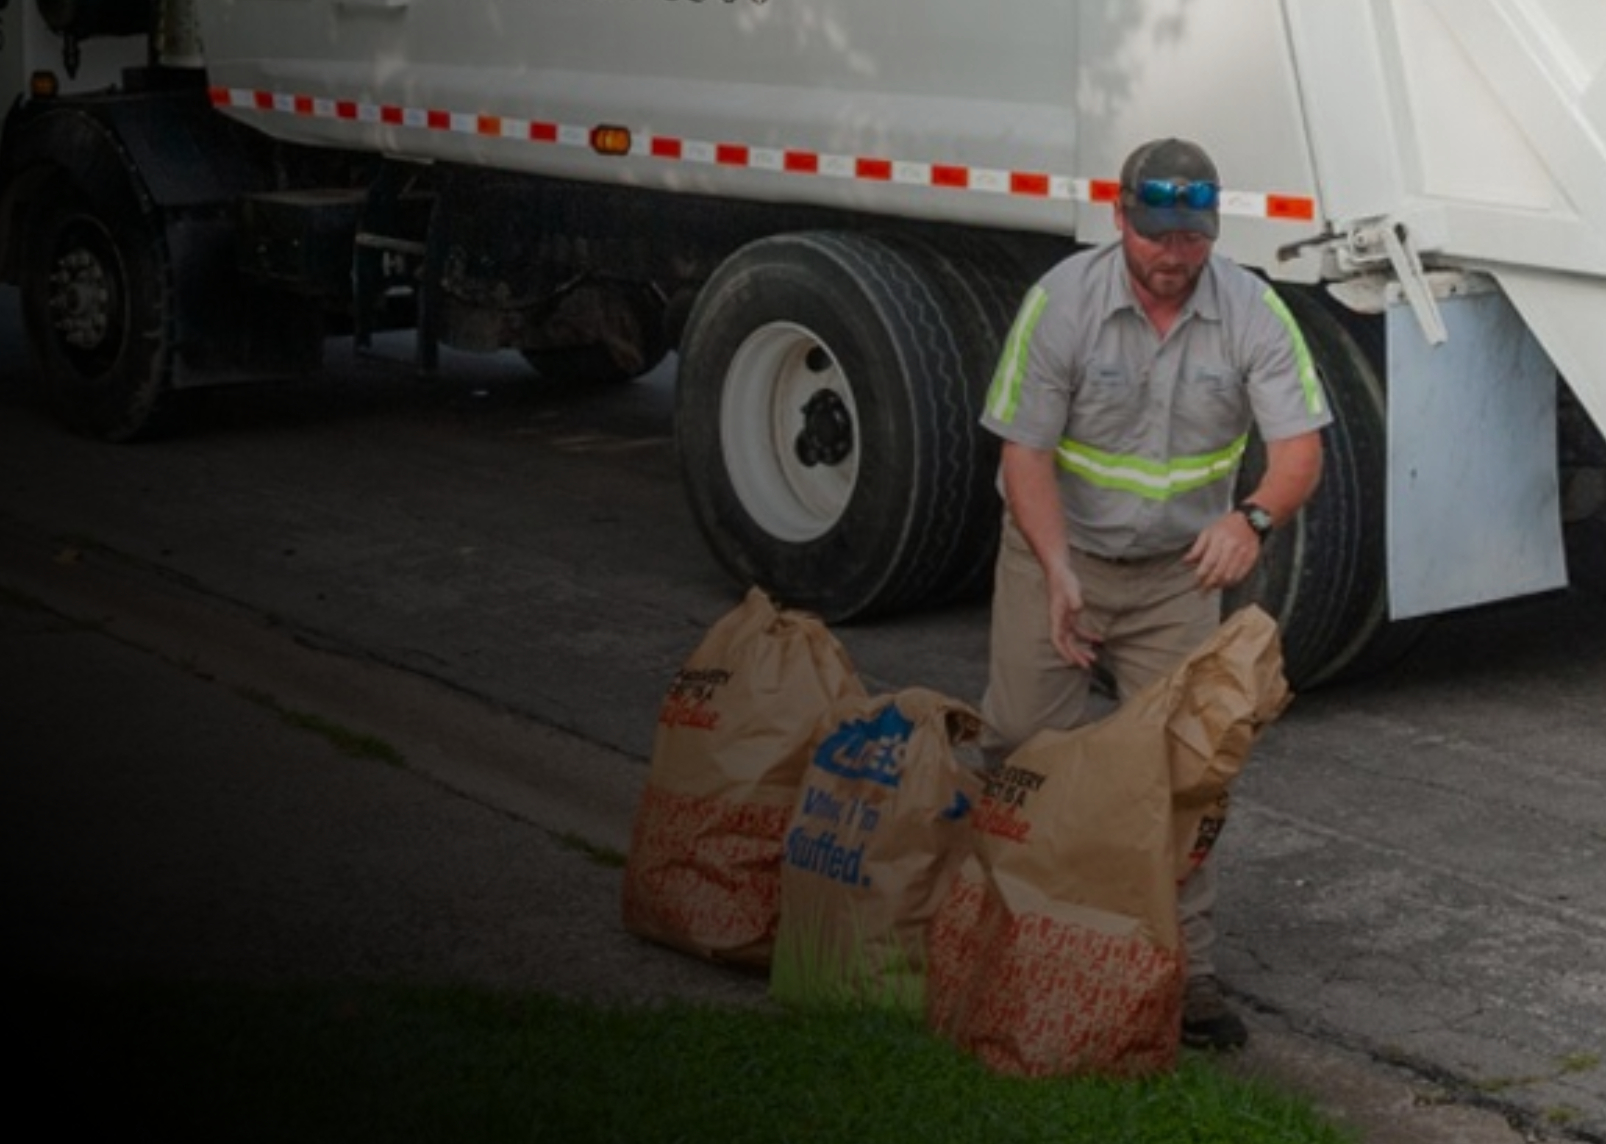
978;137;1331;1051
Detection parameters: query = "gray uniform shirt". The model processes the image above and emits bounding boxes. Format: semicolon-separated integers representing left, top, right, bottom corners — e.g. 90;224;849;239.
980;241;1333;559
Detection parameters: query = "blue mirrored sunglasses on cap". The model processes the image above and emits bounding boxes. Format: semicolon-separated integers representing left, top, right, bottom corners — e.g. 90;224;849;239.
1130;178;1220;211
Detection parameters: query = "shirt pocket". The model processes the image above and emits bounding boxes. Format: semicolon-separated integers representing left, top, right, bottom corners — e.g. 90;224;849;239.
1177;362;1246;423
1073;362;1147;441
1087;362;1128;389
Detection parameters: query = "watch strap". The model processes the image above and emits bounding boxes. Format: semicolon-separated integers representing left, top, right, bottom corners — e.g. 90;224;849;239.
1235;501;1274;541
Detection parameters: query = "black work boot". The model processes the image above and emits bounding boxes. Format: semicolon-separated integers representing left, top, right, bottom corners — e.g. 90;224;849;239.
1182;975;1249;1051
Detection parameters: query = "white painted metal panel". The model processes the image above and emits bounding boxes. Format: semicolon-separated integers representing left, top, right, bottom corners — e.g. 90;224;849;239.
1387;291;1565;619
1280;0;1409;226
1279;0;1606;277
1497;268;1606;477
1392;0;1606;274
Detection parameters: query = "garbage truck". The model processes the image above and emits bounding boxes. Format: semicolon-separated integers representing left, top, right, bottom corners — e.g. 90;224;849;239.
3;0;1604;688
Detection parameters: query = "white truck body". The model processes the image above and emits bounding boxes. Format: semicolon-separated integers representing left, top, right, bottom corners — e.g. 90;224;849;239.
4;0;1604;682
202;0;1319;273
196;1;1606;274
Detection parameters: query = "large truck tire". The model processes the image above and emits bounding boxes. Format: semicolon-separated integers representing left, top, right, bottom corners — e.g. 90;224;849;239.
19;175;177;442
675;230;996;621
1227;286;1427;687
872;231;1033;604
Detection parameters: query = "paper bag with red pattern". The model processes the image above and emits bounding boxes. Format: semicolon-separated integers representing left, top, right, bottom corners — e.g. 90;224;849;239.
621;587;865;966
770;689;982;1013
927;606;1288;1077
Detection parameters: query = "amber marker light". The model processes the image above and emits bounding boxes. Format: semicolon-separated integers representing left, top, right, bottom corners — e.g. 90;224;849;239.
30;71;60;99
590;125;633;156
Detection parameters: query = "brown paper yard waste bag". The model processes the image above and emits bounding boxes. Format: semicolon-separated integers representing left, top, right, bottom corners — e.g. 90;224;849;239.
927;606;1290;1077
770;689;982;1014
621;588;866;966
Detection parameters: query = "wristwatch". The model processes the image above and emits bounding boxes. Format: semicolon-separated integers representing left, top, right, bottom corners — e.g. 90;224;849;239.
1235;501;1274;543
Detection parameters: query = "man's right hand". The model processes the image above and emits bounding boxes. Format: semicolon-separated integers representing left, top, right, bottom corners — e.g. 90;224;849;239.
1046;561;1101;669
1001;441;1103;671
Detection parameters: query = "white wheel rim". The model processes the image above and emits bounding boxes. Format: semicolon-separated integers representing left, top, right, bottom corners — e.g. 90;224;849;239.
44;213;128;375
720;322;860;543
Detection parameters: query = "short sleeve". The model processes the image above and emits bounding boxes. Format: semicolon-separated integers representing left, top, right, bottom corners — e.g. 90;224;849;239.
1243;286;1334;442
980;281;1076;450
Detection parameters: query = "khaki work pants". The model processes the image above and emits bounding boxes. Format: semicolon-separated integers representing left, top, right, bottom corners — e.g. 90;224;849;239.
979;513;1224;979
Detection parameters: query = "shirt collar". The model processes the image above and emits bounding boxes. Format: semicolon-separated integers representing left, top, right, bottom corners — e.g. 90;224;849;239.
1096;241;1224;325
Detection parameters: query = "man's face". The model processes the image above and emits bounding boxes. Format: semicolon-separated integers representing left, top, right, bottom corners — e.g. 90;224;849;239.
1115;202;1213;303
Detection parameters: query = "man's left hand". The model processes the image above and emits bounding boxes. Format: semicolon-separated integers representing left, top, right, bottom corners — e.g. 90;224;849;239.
1184;513;1262;591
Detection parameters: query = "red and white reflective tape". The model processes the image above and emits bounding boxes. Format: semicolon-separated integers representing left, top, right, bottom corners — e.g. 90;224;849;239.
209;87;1317;222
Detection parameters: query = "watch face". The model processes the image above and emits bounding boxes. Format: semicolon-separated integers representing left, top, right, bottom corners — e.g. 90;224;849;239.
1240;504;1272;536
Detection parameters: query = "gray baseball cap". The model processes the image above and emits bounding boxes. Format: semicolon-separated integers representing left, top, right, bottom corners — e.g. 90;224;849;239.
1120;138;1221;240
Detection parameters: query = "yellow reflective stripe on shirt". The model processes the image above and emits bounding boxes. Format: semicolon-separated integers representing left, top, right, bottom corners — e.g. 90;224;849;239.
1056;434;1250;500
1261;288;1326;417
985;285;1050;424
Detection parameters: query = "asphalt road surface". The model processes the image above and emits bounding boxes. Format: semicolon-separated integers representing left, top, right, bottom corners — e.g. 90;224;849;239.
2;287;1603;1139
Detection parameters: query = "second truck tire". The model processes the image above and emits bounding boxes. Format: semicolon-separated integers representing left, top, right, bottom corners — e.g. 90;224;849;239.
675;230;1000;622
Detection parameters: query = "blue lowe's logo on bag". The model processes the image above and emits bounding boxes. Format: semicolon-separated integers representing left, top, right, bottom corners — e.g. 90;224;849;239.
782;705;918;889
810;704;915;788
783;702;975;889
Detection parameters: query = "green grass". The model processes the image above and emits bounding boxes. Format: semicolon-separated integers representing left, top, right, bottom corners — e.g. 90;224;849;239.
16;981;1355;1144
1559;1051;1601;1075
236;686;407;767
552;830;628;869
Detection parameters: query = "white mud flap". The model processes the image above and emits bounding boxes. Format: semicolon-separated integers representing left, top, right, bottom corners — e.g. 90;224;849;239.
1386;287;1566;619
